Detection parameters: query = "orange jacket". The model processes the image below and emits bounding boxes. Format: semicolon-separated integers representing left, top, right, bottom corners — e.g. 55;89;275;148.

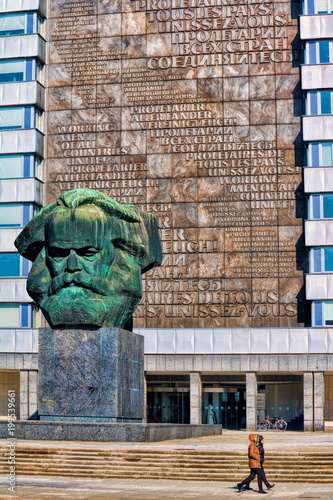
248;434;260;468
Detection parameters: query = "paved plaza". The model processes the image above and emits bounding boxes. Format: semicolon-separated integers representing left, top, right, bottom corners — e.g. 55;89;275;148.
1;430;332;499
1;477;333;500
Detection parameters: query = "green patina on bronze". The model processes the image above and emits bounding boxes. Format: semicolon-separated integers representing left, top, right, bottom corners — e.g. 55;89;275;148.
14;189;162;329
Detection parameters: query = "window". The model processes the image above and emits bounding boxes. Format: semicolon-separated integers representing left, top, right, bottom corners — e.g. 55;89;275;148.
0;13;44;37
36;61;44;85
0;106;43;131
312;301;333;325
0;204;35;227
0;107;24;130
0;253;30;277
0;304;20;327
0;14;25;36
0;155;41;179
0;304;35;328
306;91;333;115
0;60;24;82
308;194;333;218
307;142;333;166
35;108;43;132
309;247;333;272
305;41;333;64
0;59;44;84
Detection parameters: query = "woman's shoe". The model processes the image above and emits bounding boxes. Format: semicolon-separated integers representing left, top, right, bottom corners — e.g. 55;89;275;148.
267;484;275;489
237;484;242;492
258;490;267;494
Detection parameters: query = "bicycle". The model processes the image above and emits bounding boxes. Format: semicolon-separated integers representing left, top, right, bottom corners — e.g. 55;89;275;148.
258;415;288;431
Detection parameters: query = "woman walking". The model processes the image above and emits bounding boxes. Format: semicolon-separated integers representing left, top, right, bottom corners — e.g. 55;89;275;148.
237;434;266;494
258;435;275;490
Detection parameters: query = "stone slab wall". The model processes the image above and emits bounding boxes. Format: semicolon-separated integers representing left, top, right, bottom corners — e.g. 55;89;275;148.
46;0;305;329
0;421;222;442
144;353;333;372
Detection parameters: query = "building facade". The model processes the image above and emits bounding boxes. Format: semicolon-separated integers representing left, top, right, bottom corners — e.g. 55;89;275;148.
0;0;332;431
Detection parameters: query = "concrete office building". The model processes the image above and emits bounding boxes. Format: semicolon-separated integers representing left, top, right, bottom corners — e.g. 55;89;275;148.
0;0;333;432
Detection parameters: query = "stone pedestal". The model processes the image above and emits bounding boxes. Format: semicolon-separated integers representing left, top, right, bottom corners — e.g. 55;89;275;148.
38;328;144;422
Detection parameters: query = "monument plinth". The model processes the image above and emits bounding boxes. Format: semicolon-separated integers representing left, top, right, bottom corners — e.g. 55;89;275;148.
38;327;144;422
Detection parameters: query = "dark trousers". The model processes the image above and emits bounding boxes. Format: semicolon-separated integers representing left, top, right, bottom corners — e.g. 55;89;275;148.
239;468;264;491
261;463;270;488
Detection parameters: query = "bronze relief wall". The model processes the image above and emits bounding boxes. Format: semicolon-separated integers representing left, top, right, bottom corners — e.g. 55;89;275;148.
45;0;305;328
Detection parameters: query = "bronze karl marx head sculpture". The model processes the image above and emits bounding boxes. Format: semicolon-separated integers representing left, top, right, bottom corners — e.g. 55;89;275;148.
14;189;162;329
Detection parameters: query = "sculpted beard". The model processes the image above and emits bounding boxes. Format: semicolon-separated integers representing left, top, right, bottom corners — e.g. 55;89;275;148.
50;270;112;296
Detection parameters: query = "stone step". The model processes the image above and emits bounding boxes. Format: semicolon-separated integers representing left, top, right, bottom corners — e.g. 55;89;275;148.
4;461;333;474
5;449;333;460
1;447;333;482
9;454;333;463
5;468;333;482
3;462;333;475
7;447;333;456
2;456;333;468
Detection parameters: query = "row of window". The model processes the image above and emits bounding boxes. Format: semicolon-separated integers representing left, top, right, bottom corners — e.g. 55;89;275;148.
301;8;333;324
303;0;333;315
0;13;44;37
0;14;42;331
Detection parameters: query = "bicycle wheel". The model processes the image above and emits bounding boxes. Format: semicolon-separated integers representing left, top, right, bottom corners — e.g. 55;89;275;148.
276;419;287;431
258;420;269;431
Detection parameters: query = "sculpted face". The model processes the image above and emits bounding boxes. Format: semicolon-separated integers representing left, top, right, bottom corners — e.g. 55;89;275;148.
45;206;114;296
27;204;143;328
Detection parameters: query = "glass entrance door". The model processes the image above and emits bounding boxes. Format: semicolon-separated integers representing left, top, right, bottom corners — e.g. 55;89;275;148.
202;386;246;429
147;390;190;424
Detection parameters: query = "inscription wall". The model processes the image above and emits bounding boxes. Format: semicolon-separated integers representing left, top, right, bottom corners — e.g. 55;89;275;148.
46;0;305;328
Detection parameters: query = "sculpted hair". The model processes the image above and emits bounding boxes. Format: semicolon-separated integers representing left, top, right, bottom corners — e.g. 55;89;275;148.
14;188;162;273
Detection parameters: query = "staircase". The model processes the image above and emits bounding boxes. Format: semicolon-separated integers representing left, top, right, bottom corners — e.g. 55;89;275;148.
1;446;333;482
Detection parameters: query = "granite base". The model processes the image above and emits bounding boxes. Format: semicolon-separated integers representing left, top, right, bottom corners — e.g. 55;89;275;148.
0;422;222;442
38;327;144;422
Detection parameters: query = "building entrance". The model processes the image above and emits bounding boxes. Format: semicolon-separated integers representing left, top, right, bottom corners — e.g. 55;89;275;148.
258;375;304;430
202;385;246;429
147;390;190;424
201;376;247;429
146;374;190;424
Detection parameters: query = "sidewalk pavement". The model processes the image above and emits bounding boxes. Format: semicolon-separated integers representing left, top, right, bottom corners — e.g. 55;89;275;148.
2;428;333;452
1;477;333;500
